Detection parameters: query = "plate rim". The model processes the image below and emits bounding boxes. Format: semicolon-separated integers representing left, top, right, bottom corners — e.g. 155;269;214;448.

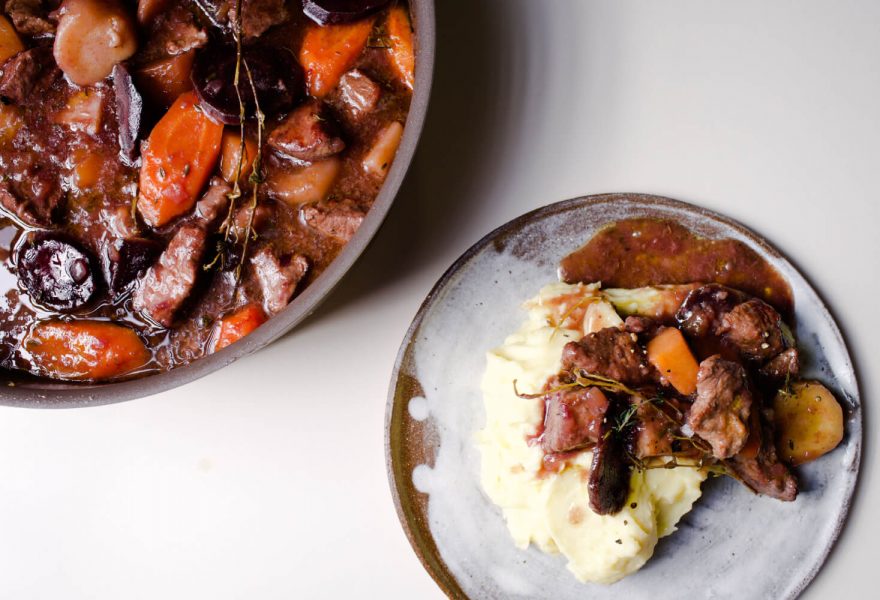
385;192;862;600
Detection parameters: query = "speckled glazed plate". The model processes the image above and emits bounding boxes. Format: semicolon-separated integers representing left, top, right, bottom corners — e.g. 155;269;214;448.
385;194;861;599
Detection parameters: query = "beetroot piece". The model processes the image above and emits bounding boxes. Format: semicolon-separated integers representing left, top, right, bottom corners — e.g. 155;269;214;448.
17;235;98;312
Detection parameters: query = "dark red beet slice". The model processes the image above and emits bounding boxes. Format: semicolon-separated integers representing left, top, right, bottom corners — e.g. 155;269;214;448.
191;43;303;125
101;237;161;296
112;64;143;165
302;0;391;25
17;235;98;312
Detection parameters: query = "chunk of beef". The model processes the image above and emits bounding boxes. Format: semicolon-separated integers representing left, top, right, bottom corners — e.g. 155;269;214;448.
0;46;60;105
5;0;54;36
687;355;753;459
268;100;345;162
207;0;289;38
633;399;675;458
624;315;659;337
133;223;208;327
133;181;230;326
250;247;308;316
718;299;786;362
193;178;231;225
101;237;162;296
301;198;365;243
0;170;63;226
561;328;656;386
588;397;632;515
541;384;608;454
727;410;798;501
759;347;800;381
146;4;208;57
676;284;746;338
337;69;381;118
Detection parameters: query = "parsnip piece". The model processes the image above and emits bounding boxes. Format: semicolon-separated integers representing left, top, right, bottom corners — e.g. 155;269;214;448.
54;0;138;86
362;121;403;178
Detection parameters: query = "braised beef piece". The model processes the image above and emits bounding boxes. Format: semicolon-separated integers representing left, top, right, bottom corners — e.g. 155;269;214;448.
541;383;608;454
0;46;60;105
561;328;656;386
133;180;231;326
687;355;753;459
301;198;365;242
727;410;798;501
203;0;289;38
250;247;308;315
143;3;208;59
633;399;676;458
336;69;381;119
718;299;786;362
268;100;345;162
0;168;63;227
676;284;746;338
5;0;55;36
101;238;162;296
134;224;208;326
624;315;659;337
759;347;800;381
588;397;633;515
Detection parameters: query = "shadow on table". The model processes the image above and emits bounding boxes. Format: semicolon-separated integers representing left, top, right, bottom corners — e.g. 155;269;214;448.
296;0;539;332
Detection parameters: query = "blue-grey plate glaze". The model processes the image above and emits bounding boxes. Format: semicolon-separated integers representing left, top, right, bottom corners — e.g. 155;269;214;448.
385;194;861;600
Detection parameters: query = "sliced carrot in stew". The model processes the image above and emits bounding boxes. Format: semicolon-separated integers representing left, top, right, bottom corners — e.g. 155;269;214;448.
213;304;268;351
0;15;23;64
385;6;414;90
299;19;373;98
138;91;224;228
220;129;259;185
646;327;699;396
134;50;196;109
24;320;150;381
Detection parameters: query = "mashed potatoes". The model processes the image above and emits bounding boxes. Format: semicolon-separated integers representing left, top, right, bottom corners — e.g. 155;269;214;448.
476;282;705;584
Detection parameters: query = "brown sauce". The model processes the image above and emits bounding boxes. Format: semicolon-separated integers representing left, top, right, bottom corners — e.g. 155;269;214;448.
559;218;793;318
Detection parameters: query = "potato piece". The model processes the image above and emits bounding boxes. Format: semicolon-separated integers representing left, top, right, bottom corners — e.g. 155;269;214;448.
267;158;341;206
220;130;258;185
773;381;844;466
53;89;104;135
362;121;403;178
0;15;24;65
54;0;138;86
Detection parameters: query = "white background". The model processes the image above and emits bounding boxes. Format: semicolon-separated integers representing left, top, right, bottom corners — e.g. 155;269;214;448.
1;1;878;598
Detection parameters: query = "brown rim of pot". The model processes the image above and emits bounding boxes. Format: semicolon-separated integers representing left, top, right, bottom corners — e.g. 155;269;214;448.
0;0;436;408
384;193;862;600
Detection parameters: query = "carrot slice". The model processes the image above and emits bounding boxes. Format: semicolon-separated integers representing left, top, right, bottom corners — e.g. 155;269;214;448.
24;320;150;381
0;15;23;64
299;19;373;98
646;327;700;395
213;304;268;351
138;91;224;228
385;6;414;90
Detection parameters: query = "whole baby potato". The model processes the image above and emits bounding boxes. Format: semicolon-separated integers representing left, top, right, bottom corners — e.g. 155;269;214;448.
773;381;844;466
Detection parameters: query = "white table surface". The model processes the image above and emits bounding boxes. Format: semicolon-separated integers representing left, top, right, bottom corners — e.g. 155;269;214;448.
1;1;877;598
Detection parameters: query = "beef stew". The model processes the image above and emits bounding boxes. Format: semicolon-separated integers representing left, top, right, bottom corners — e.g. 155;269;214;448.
0;0;416;382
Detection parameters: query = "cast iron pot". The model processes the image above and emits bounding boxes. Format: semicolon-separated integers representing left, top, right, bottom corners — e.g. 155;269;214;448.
1;0;436;408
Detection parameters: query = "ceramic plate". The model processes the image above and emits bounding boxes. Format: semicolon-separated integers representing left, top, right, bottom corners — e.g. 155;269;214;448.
385;194;861;599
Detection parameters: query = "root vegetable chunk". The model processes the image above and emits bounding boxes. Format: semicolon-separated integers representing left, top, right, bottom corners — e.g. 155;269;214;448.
213;303;267;351
299;19;372;98
362;121;403;177
385;6;414;90
24;320;150;381
0;15;24;64
54;0;138;86
773;381;844;466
